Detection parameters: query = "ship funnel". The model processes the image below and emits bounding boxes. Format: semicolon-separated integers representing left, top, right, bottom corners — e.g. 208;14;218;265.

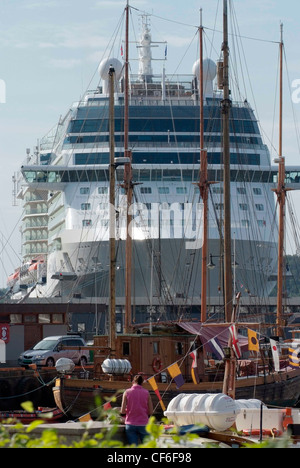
98;57;123;94
192;58;217;98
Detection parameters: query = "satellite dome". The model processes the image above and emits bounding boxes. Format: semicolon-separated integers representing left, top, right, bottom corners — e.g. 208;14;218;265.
98;57;123;81
192;58;217;98
192;58;217;81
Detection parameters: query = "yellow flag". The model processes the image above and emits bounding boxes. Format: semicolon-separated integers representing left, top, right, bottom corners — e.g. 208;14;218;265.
148;376;166;411
248;329;259;352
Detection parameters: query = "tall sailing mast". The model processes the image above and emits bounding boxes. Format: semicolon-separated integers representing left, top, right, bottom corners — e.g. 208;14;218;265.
123;0;133;333
274;24;287;338
108;66;116;355
221;0;233;323
199;9;209;323
219;0;235;398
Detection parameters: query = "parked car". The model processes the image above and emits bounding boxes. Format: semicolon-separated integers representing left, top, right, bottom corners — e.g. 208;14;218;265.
18;335;89;367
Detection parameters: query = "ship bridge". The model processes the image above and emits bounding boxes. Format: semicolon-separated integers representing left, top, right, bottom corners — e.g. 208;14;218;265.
20;164;300;190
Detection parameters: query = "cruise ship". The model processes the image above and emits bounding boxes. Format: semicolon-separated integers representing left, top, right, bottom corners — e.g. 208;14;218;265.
9;14;300;326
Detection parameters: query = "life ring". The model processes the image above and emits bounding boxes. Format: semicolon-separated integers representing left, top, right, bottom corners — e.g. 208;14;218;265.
152;357;162;373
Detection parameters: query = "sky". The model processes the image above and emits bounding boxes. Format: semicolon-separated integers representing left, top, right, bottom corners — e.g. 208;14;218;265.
0;0;300;287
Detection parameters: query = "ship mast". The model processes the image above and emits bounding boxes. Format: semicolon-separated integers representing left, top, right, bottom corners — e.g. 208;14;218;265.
221;0;233;323
275;23;286;337
199;9;209;323
123;0;133;333
221;0;235;399
108;66;116;354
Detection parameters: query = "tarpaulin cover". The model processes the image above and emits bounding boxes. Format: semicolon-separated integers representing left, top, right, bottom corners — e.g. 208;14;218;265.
177;322;249;354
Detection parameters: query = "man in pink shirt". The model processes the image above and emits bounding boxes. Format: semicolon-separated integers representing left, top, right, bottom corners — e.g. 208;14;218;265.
121;374;153;445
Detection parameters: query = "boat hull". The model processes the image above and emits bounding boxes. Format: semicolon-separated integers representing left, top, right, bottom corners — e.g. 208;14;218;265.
45;237;277;303
53;368;300;420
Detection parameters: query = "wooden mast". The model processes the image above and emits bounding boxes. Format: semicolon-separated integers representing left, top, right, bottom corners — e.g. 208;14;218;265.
275;23;286;337
123;0;133;333
199;9;209;323
221;0;233;323
108;66;116;354
220;0;235;399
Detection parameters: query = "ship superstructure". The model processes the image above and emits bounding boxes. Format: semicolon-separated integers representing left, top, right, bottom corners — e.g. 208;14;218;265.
10;16;300;325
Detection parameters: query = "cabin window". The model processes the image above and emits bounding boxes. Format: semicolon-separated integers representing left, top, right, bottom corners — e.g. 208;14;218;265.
24;315;37;323
80;187;90;195
176;187;187;194
81;203;91;210
78;323;85;332
123;342;130;356
241;219;250;227
153;342;160;354
10;314;22;324
158;187;169;194
237;187;246;194
52;314;63;324
82;220;92;227
98;187;108;194
253;187;262;195
38;314;50;323
140;187;152;194
257;220;266;228
176;342;184;355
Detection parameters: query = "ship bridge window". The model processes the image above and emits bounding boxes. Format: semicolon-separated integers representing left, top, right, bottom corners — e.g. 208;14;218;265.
151;169;162;181
48;171;62;183
69;171;79;182
140;169;150;181
285;171;300;183
23;171;36;183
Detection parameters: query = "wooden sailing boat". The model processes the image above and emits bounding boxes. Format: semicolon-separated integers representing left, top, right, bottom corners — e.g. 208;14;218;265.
53;2;300;420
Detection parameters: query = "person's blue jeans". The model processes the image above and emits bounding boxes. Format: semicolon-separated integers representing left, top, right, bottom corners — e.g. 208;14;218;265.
125;424;148;445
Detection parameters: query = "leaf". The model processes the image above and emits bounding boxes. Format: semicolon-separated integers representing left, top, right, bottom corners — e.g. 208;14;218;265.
26;420;44;433
20;401;34;413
